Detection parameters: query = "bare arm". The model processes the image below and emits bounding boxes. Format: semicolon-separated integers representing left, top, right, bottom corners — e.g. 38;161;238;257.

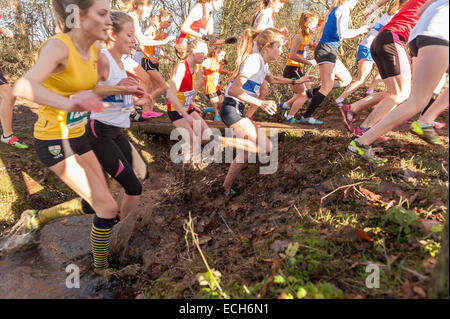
417;0;435;17
288;34;314;65
228;75;265;107
12;39;74;111
266;74;315;85
337;6;369;40
180;3;208;38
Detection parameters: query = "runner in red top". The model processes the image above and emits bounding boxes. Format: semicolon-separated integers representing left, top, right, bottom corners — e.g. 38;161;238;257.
340;0;427;141
380;0;428;42
175;0;224;57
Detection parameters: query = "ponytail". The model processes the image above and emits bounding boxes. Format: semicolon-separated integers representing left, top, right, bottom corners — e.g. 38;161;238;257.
232;27;284;79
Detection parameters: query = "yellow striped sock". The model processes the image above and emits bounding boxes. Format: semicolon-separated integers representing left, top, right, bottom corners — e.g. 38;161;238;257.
35;198;85;228
90;217;114;270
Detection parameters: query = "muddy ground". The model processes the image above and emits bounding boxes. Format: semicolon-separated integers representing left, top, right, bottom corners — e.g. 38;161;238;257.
0;96;448;299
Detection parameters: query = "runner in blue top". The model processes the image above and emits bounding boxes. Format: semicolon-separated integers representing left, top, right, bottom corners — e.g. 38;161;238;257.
336;0;408;132
300;0;369;125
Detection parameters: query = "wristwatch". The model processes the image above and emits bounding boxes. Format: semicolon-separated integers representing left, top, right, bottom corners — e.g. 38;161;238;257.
292;78;296;85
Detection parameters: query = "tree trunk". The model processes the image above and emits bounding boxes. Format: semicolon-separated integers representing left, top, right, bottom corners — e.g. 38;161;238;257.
428;215;449;298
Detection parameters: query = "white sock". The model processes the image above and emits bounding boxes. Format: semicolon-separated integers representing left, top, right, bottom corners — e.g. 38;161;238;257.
335;97;344;104
285;114;294;120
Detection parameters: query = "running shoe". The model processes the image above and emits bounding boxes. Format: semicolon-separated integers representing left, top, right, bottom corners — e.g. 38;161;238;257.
284;117;301;124
410;121;443;145
202;107;215;114
142;110;163;119
433;121;446;129
130;111;145;122
339;104;355;132
213;114;221;122
220;186;240;199
300;116;323;125
279;102;290;111
10;209;40;238
1;134;29;149
334;99;345;108
348;140;388;164
354;126;387;142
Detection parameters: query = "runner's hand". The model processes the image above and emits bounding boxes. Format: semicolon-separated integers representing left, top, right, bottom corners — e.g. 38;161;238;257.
306;59;317;66
2;28;13;38
280;27;289;37
296;75;316;85
260;100;277;116
193;105;203;114
69;90;108;113
185;114;194;126
117;77;139;87
202;34;217;43
126;85;146;98
359;25;371;34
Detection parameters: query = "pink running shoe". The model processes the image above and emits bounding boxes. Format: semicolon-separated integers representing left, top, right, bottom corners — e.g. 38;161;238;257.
354;126;387;142
339;104;355;133
142;110;164;119
433;121;446;129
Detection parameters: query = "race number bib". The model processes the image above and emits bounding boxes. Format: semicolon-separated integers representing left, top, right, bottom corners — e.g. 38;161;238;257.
213;73;220;87
303;45;309;59
121;95;134;113
66;112;88;129
154;47;161;58
182;90;195;109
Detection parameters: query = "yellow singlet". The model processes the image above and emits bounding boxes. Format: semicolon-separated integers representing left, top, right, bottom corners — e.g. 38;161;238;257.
34;33;98;140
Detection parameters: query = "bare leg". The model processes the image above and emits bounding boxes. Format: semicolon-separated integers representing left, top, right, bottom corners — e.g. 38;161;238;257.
350;91;388;112
357;46;449;146
359;72;412;129
338;59;373;101
120;194;140;220
367;71;382;93
0;84;15;137
419;87;449;126
49;151;119;219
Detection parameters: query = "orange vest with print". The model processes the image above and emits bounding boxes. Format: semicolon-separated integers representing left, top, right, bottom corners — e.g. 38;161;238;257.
286;34;310;69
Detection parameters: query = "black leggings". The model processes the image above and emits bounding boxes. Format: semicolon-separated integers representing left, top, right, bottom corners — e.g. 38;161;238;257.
86;120;142;196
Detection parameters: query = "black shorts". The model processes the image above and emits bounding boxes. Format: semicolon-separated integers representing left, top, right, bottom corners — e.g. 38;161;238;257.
141;58;159;71
408;35;449;58
370;29;410;79
220;97;246;127
206;90;223;99
86;120;142;196
283;65;305;80
0;68;8;85
34;134;92;167
168;108;194;122
314;43;339;64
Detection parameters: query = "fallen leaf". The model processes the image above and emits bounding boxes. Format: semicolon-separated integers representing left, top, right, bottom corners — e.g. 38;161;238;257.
413;286;426;299
402;280;414;299
198;236;212;245
270;240;289;254
357;230;374;242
